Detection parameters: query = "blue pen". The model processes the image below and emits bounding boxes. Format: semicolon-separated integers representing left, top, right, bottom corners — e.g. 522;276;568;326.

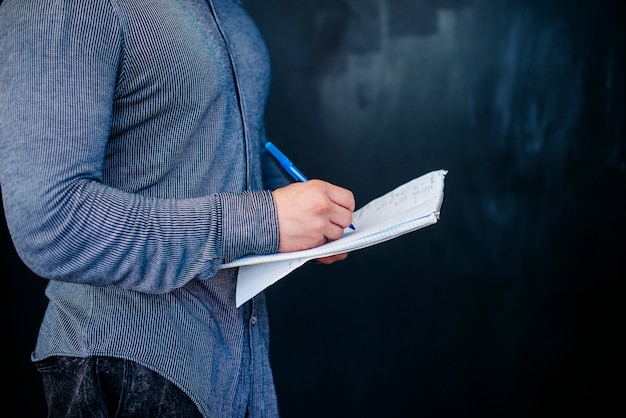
265;142;355;230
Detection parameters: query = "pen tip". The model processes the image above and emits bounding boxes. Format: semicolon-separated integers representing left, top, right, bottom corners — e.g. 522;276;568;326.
349;224;355;230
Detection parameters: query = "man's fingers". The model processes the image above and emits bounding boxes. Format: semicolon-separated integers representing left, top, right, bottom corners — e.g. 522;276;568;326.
273;180;355;253
315;252;348;265
323;222;347;241
312;180;355;230
329;206;354;231
322;181;355;212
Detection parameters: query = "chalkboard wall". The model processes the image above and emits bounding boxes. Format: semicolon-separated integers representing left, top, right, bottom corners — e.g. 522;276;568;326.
5;0;624;416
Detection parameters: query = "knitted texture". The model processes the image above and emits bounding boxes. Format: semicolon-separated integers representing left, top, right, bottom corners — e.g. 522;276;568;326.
0;0;287;416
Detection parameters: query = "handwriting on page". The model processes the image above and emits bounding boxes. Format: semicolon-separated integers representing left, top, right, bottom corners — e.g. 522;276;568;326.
352;173;442;230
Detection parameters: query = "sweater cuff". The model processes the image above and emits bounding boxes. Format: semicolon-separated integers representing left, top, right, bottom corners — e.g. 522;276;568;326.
219;190;280;263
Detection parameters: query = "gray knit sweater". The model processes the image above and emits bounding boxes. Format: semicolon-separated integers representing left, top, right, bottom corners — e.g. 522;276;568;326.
0;0;288;416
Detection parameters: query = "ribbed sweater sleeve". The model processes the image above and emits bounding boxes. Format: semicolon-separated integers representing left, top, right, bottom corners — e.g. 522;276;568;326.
0;0;280;293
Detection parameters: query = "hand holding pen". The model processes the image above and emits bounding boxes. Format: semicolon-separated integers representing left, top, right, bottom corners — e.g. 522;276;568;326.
267;142;355;257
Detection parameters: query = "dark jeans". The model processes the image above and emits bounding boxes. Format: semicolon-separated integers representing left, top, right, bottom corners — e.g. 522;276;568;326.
34;356;203;418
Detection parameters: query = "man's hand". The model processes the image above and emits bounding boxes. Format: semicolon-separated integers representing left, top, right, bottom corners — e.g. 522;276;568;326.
314;252;349;264
272;180;355;258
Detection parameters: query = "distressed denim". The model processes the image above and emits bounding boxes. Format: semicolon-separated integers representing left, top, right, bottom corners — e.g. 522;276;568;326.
35;356;203;418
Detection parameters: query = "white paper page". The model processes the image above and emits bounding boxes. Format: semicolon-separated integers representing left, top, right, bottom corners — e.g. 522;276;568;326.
235;212;439;306
229;169;447;307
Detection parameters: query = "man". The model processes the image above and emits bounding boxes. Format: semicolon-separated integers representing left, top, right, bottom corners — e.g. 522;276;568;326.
0;0;354;416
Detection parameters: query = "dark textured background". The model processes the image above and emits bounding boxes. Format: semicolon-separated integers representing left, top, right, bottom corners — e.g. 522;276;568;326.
5;0;624;416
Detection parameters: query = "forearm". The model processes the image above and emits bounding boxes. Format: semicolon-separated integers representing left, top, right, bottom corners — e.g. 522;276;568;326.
0;1;281;292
